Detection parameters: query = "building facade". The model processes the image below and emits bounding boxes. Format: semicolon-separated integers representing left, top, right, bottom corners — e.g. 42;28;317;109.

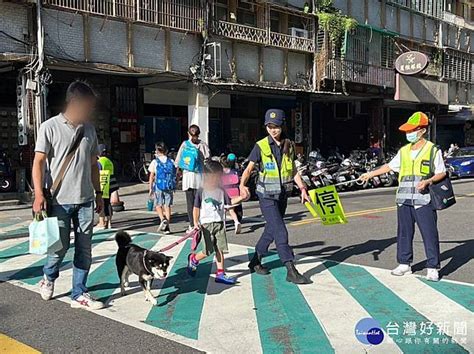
1;0;473;188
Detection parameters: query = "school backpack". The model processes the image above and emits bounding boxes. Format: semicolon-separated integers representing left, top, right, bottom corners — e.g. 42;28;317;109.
155;158;176;191
222;169;240;198
178;140;200;172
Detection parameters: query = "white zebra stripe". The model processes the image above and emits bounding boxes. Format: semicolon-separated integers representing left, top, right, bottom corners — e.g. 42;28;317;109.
198;243;261;353
296;258;402;353
364;266;474;351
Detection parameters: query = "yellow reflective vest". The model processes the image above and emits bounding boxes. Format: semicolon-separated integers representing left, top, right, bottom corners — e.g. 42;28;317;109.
256;137;294;198
395;141;434;206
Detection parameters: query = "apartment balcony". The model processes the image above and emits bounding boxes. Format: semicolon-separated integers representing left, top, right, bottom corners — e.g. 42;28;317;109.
324;59;395;88
443;12;474;30
43;0;205;33
213;20;315;53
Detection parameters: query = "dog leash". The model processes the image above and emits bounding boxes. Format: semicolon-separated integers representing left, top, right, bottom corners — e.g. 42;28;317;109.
158;229;200;253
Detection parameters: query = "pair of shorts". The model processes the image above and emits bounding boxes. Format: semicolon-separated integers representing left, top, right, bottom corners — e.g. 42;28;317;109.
201;222;228;256
154;189;173;207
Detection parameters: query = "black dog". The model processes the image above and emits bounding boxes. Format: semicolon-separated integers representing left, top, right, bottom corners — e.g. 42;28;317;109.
115;231;172;305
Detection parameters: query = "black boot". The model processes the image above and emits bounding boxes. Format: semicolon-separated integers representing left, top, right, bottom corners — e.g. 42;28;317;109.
248;253;270;275
285;261;310;284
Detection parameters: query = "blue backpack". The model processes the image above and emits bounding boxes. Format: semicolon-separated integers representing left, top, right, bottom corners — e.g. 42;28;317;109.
155;158;176;191
178;140;200;172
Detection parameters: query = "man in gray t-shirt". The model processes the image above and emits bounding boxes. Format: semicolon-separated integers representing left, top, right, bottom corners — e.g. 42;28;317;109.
32;80;104;310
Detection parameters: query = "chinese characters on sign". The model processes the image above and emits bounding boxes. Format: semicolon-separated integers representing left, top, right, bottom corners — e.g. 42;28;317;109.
384;321;468;345
395;51;429;75
305;186;347;225
99;170;111;198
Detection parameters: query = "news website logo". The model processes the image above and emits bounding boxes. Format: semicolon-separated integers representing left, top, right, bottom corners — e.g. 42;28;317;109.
355;318;385;345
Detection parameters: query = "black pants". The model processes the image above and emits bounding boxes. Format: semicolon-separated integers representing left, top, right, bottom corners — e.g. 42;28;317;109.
185;188;197;227
397;204;440;268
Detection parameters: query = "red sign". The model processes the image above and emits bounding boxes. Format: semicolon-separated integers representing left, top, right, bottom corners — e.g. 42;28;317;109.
395;51;429;75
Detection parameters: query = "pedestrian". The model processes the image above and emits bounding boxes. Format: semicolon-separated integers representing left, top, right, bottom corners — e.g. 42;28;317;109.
221;153;243;233
97;144;119;229
240;109;311;284
187;160;244;284
360;112;446;281
32;80;105;310
175;125;210;230
148;141;176;234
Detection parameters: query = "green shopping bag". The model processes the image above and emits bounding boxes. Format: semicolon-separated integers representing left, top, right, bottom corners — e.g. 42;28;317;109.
29;212;62;255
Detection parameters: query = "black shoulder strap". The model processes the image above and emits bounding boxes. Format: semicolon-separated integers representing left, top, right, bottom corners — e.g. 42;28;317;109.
429;144;437;178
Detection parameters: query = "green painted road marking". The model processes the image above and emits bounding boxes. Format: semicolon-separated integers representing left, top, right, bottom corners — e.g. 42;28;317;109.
0;227;29;239
10;230;116;286
326;261;468;353
0;241;30;264
419;278;474;313
0;219;24;229
145;239;213;340
249;251;334;354
88;233;160;303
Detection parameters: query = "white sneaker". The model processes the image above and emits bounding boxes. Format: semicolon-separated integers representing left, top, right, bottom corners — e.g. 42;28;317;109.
391;264;412;276
71;293;104;310
235;222;242;234
426;268;439;282
38;275;54;300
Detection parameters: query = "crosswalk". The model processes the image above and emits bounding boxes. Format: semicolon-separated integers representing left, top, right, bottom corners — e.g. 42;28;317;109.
0;226;473;353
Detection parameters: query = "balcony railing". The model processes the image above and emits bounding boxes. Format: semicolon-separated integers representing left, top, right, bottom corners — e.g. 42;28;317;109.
213;20;315;53
325;59;395;88
43;0;205;33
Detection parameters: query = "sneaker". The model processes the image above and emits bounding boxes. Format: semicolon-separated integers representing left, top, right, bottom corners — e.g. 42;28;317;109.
391;264;412;276
71;293;104;310
426;268;439;282
187;225;194;232
157;219;168;232
164;225;171;235
187;254;198;276
38;275;54;300
234;222;242;234
215;272;236;285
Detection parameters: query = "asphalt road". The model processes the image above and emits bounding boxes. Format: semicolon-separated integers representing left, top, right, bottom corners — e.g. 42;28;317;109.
1;179;473;352
108;179;474;283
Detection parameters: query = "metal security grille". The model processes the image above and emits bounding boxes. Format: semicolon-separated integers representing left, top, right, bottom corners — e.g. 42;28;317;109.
443;49;474;83
43;0;205;33
387;0;445;19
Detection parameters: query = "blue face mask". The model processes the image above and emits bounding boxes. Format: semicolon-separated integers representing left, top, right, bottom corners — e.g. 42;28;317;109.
406;129;424;143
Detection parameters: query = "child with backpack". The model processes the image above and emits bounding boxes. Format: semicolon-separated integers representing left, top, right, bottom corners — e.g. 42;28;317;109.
187;160;244;285
148;142;176;234
221;153;243;234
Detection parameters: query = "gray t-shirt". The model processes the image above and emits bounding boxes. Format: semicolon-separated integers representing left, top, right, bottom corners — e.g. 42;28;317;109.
35;113;99;205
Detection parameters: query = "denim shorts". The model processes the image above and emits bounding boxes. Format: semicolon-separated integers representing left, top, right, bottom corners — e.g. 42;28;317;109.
155;189;174;206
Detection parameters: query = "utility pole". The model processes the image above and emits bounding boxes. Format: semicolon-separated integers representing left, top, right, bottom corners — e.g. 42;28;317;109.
34;0;46;136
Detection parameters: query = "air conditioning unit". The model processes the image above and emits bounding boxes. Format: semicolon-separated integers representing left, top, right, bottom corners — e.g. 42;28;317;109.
290;27;309;38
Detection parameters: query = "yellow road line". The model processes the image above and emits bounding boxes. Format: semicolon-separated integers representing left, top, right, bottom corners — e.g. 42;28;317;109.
290;206;397;226
0;334;40;353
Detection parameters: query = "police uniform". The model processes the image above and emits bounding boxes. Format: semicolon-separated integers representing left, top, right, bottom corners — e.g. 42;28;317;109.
246;109;309;284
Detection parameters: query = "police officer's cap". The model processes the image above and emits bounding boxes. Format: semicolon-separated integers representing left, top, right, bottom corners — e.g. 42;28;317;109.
264;109;285;126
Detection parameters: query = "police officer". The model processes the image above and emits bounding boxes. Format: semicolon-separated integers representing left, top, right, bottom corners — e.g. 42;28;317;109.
360;112;446;282
240;109;311;284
